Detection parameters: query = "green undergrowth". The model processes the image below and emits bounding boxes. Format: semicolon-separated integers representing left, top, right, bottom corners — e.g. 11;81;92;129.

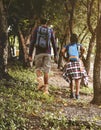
0;63;100;130
80;86;93;95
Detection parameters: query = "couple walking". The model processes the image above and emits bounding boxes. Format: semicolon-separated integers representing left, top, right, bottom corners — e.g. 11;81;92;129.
29;18;88;99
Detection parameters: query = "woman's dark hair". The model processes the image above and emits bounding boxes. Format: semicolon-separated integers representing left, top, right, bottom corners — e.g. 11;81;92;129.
70;33;78;43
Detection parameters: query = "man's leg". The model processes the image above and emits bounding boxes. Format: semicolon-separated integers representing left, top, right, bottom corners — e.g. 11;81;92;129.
43;55;51;94
43;72;49;94
36;69;44;90
35;54;44;90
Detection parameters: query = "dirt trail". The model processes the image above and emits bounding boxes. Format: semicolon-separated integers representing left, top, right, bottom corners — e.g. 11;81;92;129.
49;63;68;88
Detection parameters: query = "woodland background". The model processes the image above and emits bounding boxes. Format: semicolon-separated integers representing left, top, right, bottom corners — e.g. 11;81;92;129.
0;0;101;129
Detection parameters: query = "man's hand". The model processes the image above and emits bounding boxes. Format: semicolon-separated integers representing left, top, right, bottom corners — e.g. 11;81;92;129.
29;56;32;62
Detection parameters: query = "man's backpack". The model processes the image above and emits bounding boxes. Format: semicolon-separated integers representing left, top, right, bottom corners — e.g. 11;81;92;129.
35;26;51;49
68;43;80;61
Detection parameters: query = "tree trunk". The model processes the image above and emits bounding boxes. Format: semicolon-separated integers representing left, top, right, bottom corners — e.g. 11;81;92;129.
64;0;76;35
85;32;95;74
57;26;69;69
91;16;101;105
18;22;38;67
85;0;96;74
0;0;8;78
18;28;29;67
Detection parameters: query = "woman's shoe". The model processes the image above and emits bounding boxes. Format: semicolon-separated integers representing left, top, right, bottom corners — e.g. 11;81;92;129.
70;92;75;98
75;95;80;99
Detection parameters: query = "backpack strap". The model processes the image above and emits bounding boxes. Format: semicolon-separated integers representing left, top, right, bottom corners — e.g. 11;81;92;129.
37;26;41;46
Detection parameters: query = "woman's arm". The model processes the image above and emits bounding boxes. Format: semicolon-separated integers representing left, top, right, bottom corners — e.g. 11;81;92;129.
80;45;86;57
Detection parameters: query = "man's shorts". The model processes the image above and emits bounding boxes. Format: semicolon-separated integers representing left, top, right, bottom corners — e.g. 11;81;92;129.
35;53;51;73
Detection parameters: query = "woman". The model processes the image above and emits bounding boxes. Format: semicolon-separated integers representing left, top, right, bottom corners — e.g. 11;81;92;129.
61;33;88;99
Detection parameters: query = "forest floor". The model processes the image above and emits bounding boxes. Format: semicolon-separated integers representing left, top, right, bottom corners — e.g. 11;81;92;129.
1;60;101;130
46;62;101;129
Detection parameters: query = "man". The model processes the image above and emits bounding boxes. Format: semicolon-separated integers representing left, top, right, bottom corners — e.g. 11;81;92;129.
29;18;57;94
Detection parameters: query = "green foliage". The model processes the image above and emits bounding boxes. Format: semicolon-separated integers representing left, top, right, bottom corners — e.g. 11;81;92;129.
41;111;68;129
0;64;100;129
6;0;98;54
0;64;56;129
80;86;93;95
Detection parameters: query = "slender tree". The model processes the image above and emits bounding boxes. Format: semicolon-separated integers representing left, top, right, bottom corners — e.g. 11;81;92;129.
85;0;96;74
91;0;101;105
0;0;8;79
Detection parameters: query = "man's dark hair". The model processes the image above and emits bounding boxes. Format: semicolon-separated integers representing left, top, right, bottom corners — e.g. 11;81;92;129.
70;33;78;43
40;18;47;24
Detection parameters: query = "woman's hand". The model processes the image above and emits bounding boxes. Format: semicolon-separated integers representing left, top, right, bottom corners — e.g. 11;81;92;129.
61;47;68;61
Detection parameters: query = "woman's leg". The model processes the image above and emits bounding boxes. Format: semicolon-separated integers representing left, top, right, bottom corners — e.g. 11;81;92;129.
70;80;75;98
75;79;81;99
